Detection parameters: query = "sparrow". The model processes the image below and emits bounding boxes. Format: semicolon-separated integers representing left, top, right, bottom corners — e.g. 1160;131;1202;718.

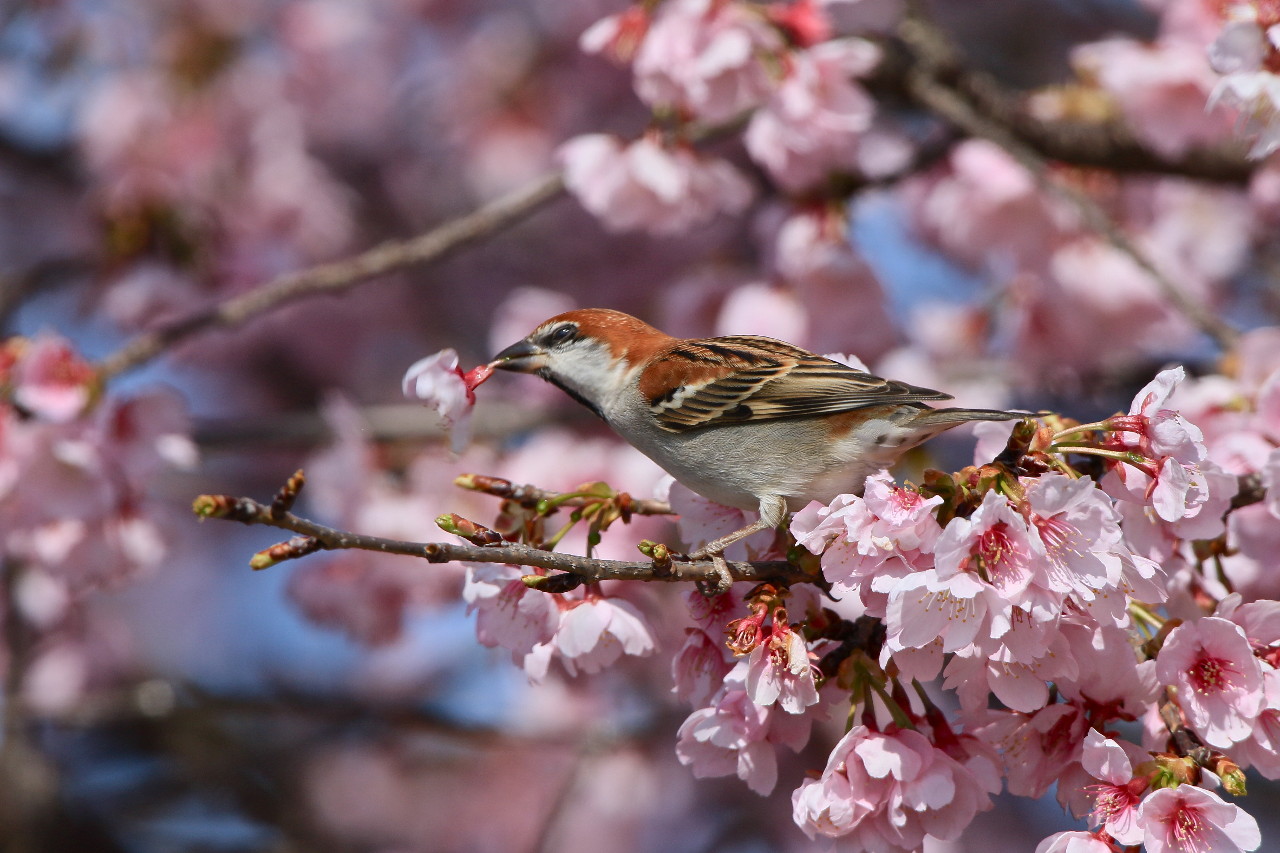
491;308;1024;574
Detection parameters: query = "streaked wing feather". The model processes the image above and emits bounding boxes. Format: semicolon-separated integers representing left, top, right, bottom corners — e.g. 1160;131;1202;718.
644;336;951;432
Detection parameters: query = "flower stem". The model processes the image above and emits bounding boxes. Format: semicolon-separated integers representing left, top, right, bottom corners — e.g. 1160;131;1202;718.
1050;421;1112;442
862;667;915;731
1129;602;1164;635
1050;445;1130;461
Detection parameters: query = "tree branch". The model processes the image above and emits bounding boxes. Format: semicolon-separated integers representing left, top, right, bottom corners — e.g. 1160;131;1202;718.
884;13;1254;184
895;16;1242;349
192;492;809;586
96;172;566;381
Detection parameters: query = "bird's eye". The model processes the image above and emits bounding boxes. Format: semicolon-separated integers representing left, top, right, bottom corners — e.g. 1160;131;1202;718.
547;324;576;346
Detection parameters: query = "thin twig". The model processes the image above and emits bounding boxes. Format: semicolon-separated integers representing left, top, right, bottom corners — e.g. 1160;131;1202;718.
193;493;807;585
879;16;1253;184
896;16;1241;349
97;172;566;381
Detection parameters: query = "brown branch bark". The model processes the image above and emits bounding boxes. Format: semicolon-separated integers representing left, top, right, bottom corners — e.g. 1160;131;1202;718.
193;493;809;586
96;172;566;381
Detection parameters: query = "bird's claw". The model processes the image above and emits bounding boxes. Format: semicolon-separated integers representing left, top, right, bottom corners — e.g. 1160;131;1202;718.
690;550;734;597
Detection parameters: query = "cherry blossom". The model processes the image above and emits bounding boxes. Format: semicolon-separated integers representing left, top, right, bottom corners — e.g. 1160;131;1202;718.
1055;624;1161;721
1073;38;1231;159
1227;666;1280;777
671;628;734;708
1138;784;1261;853
1156;616;1263;748
552;596;656;676
1079;730;1145;844
886;489;1045;655
402;348;494;452
8;333;96;423
744;38;883;191
971;702;1088;799
579;7;650;65
1033;831;1116;853
557;134;753;234
763;205;900;358
793;472;942;614
462;563;560;678
676;661;814;795
791;724;996;851
632;0;783;125
745;618;820;713
1264;446;1280;519
1208;4;1280;156
712;282;809;344
1106;366;1240;537
1025;473;1125;603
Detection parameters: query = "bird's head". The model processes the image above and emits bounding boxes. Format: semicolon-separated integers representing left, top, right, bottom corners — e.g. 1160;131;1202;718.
490;308;675;416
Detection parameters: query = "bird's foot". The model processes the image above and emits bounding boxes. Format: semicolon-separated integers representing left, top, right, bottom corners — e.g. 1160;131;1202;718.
688;547;734;597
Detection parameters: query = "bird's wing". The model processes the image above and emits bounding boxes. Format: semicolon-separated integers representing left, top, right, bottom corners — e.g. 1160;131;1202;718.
637;335;951;432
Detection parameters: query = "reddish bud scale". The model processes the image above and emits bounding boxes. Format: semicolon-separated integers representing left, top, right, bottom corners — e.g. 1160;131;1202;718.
1210;755;1248;795
251;536;321;570
270;469;306;520
454;473;514;496
522;573;584;594
436;513;504;545
192;494;262;523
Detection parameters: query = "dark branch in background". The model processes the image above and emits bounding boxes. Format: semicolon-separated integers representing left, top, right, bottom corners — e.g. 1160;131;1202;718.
892;14;1243;349
95;173;566;381
0;257;92;330
1231;472;1266;511
0;559;59;853
878;10;1254;184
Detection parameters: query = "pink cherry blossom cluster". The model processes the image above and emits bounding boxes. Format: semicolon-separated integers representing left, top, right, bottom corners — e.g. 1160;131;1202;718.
463;565;655;681
1209;1;1280;155
559;0;908;234
0;333;197;711
900;139;1253;378
1;333;196;590
762;361;1275;851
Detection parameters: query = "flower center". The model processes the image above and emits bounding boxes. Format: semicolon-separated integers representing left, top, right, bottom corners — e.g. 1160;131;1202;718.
891;488;922;511
1091;784;1138;821
1171;802;1208;849
1189;654;1237;694
969;521;1022;584
1036;514;1083;556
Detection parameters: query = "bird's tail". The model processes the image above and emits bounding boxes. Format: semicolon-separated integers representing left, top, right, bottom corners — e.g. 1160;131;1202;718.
909;407;1032;427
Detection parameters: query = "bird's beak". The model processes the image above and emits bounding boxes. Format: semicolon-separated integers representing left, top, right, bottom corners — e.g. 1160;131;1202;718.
490;338;547;373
